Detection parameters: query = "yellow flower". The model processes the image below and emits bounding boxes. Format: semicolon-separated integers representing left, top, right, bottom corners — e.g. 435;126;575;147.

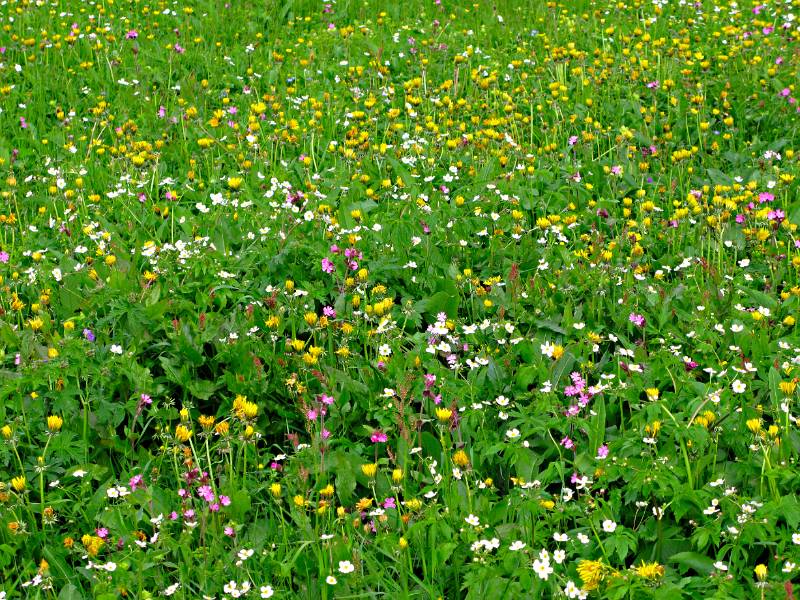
754;564;768;581
227;176;243;190
391;468;404;484
746;418;762;434
577;560;604;591
435;408;452;423
361;463;378;479
198;415;216;430
320;484;335;497
11;476;26;492
453;450;470;468
404;498;422;511
175;424;192;442
46;415;63;432
399;537;408;549
270;483;282;498
293;494;307;508
645;388;660;402
355;497;373;511
1;425;11;439
634;561;665;580
47;347;59;359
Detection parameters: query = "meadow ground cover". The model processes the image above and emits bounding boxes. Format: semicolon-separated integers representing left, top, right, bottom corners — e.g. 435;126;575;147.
1;0;800;597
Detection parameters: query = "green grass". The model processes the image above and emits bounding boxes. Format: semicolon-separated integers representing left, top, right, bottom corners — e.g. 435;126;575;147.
1;0;800;598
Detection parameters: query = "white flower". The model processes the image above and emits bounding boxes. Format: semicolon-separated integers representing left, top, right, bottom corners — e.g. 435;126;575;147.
110;344;123;355
326;576;337;585
553;532;569;542
237;548;254;561
260;585;275;598
338;560;355;574
106;487;119;499
577;532;590;544
532;558;553;580
793;532;800;545
465;514;481;527
564;580;585;599
72;469;88;478
505;428;520;440
713;561;728;571
509;540;526;551
602;519;617;533
553;549;566;564
103;561;117;572
732;379;746;394
163;583;180;596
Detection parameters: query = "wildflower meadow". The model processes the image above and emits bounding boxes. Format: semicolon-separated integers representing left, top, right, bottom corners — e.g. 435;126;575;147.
2;0;800;597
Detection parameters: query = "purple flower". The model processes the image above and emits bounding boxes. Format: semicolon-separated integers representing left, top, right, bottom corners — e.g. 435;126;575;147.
320;394;334;405
129;474;144;491
383;497;396;509
96;527;109;539
126;30;138;39
561;437;575;450
83;328;96;342
220;495;231;506
596;444;609;459
0;251;8;263
323;306;336;318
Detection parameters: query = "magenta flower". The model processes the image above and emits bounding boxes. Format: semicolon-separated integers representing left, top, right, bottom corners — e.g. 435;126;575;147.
321;258;335;273
129;474;144;491
561;437;575;450
0;251;8;263
126;30;138;39
370;431;388;443
220;495;231;506
596;444;609;459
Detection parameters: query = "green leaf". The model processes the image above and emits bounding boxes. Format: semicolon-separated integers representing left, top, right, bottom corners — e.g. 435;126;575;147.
668;551;715;575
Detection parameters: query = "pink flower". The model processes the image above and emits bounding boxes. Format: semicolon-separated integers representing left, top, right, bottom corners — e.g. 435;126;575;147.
129;474;144;491
96;528;109;539
197;485;214;502
370;431;388;443
320;394;335;405
0;251;8;263
596;444;609;459
321;258;335;273
629;312;646;327
383;497;396;509
220;495;231;506
561;437;575;450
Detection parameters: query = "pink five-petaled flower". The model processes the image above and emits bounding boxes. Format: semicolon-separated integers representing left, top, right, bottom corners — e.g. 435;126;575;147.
129;474;144;491
0;251;8;263
561;437;575;450
321;257;335;274
370;431;388;443
629;312;646;327
197;485;214;502
596;444;609;459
